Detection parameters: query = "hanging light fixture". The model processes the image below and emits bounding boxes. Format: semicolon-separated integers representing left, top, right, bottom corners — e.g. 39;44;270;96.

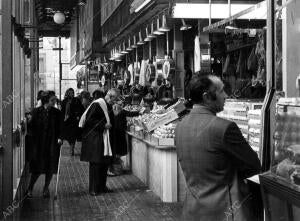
132;35;138;48
158;12;170;32
109;49;115;61
113;47;122;58
153;17;164;35
180;19;192;31
126;37;133;51
148;21;157;38
137;30;144;45
121;41;129;54
78;0;87;6
53;11;65;24
144;26;152;42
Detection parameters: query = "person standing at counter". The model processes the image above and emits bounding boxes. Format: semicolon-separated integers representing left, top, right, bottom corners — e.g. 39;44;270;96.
79;89;120;196
175;75;261;221
107;102;141;176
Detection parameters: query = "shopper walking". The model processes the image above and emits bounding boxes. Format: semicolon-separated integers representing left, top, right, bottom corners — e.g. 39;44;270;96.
61;88;84;156
176;75;261;221
79;88;120;196
80;91;91;109
35;90;44;107
27;91;63;198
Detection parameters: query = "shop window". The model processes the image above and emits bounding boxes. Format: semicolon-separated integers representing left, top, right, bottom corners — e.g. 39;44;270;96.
0;12;2;134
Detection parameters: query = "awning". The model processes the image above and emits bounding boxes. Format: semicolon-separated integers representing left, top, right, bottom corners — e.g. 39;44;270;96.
172;2;261;20
202;1;267;33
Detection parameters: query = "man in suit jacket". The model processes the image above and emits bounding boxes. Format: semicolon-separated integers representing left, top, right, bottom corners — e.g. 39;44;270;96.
176;75;261;221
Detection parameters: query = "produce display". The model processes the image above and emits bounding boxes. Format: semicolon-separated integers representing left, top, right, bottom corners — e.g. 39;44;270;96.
153;123;176;139
123;105;142;112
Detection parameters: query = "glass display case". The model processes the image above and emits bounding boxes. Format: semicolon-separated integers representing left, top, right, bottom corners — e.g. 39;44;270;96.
259;0;300;220
0;3;2;134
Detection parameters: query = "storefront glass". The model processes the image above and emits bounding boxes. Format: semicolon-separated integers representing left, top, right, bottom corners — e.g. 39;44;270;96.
271;0;300;189
0;1;2;134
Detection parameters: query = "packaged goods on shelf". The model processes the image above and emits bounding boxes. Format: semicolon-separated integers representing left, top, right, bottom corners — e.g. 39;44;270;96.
248;109;262;154
152;123;176;146
217;100;263;155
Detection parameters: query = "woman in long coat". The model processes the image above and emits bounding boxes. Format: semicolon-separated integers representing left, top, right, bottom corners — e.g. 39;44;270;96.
61;88;84;155
27;91;62;198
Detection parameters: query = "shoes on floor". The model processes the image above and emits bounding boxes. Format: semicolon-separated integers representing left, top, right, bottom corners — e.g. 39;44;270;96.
43;189;50;198
100;187;113;193
27;190;33;198
107;170;116;176
89;191;99;196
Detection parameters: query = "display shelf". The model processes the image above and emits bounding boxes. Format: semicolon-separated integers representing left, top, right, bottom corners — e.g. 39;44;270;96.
260;172;300;207
127;132;176;150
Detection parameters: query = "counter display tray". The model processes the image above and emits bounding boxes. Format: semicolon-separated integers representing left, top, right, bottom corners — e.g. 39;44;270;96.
127;132;176;150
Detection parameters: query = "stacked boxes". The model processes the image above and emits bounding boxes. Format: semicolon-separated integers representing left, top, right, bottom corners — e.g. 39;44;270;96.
248;109;262;153
217;100;263;156
217;101;249;139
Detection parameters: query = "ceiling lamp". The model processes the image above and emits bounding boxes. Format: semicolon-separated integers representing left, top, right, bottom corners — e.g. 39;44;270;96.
132;35;138;48
158;13;170;32
148;21;157;38
53;12;65;24
180;19;192;31
144;26;152;42
137;31;144;45
153;17;164;35
126;37;133;51
78;0;87;6
121;42;129;54
109;50;115;61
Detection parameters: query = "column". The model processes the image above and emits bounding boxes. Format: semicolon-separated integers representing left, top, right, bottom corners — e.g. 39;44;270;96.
172;23;184;97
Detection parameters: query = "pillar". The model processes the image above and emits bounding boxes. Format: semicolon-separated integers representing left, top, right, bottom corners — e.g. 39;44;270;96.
172;23;184;97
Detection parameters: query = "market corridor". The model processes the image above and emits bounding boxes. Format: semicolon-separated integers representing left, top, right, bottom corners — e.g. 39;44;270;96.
18;143;182;221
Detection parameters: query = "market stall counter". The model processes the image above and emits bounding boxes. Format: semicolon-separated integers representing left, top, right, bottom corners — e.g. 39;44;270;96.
124;100;188;203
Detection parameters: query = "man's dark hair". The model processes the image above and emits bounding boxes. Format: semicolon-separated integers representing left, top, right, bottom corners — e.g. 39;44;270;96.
37;90;44;101
190;75;217;104
40;91;51;105
48;90;56;98
81;91;91;100
92;90;105;100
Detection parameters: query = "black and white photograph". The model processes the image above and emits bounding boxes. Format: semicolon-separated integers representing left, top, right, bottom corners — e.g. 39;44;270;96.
0;0;299;220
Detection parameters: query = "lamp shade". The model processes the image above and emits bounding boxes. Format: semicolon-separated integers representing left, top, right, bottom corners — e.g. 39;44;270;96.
158;13;170;32
180;19;192;31
144;26;152;42
53;12;66;24
127;37;133;51
121;42;129;54
132;35;138;48
149;22;157;38
137;31;144;45
153;17;164;35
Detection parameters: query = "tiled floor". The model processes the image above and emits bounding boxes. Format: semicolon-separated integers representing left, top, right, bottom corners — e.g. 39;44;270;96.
18;143;182;221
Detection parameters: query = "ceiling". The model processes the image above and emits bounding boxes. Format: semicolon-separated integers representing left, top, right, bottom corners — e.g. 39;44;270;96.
35;0;80;37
